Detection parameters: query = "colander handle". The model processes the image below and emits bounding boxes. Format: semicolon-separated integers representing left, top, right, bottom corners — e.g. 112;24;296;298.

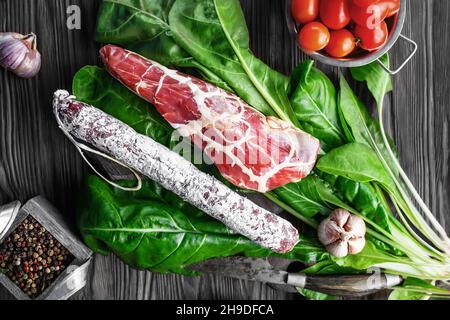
376;34;418;75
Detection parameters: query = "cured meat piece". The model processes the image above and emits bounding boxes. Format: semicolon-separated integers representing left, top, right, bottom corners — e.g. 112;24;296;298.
100;45;320;193
53;90;299;253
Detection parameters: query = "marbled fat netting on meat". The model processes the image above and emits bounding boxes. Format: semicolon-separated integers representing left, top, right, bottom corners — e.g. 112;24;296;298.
100;45;320;193
53;90;300;253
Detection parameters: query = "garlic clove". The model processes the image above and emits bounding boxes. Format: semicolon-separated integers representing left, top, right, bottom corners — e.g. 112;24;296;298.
331;208;350;228
348;237;366;255
0;32;41;78
0;36;27;70
326;240;349;258
344;214;366;237
318;218;341;245
15;48;41;79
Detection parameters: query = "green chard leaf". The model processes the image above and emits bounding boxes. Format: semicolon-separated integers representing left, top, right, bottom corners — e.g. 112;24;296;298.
350;54;392;107
301;259;358;275
348;55;400;162
334;240;419;274
272;174;346;219
168;0;297;123
297;288;338;300
290;60;346;151
297;260;359;300
78;176;331;274
389;278;450;300
96;0;231;90
317;143;396;193
319;173;392;232
338;76;398;174
96;0;173;45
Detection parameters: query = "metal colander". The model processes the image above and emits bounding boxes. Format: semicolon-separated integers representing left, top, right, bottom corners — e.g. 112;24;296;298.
286;0;417;74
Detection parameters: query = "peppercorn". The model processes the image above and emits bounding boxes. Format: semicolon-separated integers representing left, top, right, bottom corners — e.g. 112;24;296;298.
0;216;74;298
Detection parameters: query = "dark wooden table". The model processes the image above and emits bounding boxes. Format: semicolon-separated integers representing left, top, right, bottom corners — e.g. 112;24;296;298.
0;0;449;300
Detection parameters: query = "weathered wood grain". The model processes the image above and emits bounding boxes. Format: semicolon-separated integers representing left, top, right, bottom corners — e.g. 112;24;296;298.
0;0;449;300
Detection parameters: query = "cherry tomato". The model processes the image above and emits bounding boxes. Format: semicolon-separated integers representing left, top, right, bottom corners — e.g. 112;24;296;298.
320;0;351;30
298;22;331;52
349;0;388;28
379;0;400;17
354;20;388;51
352;0;380;7
325;29;357;58
291;0;319;24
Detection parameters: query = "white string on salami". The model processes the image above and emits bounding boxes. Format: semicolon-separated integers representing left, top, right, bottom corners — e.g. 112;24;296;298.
52;90;300;253
53;92;142;192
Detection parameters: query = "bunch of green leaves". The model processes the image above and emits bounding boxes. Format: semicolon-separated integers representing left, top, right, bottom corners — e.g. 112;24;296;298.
74;66;332;274
284;57;450;296
284;56;450;285
78;0;450;298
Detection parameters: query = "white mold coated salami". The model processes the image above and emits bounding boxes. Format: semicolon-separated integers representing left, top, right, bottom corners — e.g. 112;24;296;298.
53;90;299;253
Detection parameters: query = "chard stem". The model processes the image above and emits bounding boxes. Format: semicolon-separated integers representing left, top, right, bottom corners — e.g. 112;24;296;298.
378;98;450;250
391;287;450;297
359;107;448;254
365;228;438;264
389;194;446;261
341;193;443;261
379;269;450;281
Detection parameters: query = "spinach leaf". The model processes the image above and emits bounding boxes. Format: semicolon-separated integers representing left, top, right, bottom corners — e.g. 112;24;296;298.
319;173;391;231
317;143;396;193
96;0;173;45
301;259;358;275
272;174;346;218
334;241;395;270
350;54;392;107
96;0;231;90
389;278;449;300
389;287;429;300
73;66;173;146
338;75;398;174
290;60;346;151
78;176;330;274
297;288;338;300
335;240;422;277
297;259;359;300
168;0;297;122
348;55;399;165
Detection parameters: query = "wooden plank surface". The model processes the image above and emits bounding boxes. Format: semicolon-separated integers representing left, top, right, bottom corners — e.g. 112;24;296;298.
0;0;449;300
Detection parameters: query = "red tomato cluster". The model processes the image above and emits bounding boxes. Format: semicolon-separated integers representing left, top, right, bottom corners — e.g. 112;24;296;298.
292;0;400;58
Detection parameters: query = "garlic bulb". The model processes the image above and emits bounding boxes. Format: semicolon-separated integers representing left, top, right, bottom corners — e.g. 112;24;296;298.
318;209;366;258
0;32;41;78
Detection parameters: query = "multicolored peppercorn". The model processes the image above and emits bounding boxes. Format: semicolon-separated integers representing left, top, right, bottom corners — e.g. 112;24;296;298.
0;216;74;298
